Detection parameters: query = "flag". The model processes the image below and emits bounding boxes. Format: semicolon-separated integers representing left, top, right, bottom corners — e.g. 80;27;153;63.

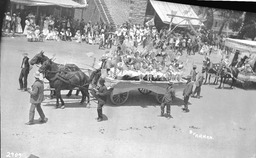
145;18;155;26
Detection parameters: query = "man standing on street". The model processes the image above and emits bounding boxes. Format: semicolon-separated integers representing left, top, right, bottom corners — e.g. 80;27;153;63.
18;53;30;91
92;78;108;122
26;71;48;125
192;68;205;99
182;76;194;113
160;81;175;118
190;65;197;82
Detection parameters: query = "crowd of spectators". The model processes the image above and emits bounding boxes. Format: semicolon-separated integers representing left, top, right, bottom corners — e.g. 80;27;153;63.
2;11;226;55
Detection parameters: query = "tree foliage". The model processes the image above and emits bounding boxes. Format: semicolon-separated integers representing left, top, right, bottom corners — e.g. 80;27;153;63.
195;6;243;34
216;9;243;35
238;12;256;40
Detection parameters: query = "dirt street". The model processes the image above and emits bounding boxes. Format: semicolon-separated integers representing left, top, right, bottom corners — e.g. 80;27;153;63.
1;37;256;158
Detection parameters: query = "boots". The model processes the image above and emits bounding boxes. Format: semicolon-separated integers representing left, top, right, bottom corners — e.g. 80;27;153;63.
97;109;103;122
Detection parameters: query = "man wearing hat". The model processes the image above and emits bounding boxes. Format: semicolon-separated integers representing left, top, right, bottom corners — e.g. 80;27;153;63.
192;68;205;98
26;71;48;125
91;78;108;122
160;81;176;118
182;75;194;112
19;53;30;91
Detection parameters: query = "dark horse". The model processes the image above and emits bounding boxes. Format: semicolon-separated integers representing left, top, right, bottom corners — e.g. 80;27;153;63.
30;51;80;97
39;59;91;108
217;65;239;89
203;58;221;85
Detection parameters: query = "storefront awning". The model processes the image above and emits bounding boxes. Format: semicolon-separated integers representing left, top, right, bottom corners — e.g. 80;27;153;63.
149;0;202;26
11;0;87;8
225;38;256;53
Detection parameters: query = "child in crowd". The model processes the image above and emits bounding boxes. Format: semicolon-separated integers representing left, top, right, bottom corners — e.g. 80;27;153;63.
66;28;72;41
88;32;93;44
74;30;82;43
26;27;33;42
34;26;41;42
60;28;66;41
52;28;60;41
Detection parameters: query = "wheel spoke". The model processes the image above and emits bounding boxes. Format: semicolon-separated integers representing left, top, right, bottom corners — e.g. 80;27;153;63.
110;91;129;105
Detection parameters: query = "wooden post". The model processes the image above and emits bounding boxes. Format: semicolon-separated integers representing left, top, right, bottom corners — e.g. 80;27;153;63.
81;8;84;20
36;6;39;24
60;6;62;18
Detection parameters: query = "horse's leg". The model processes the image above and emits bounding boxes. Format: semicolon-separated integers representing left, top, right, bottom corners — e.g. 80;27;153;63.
57;89;65;109
216;75;219;85
218;77;222;88
213;76;217;84
50;90;54;99
55;90;60;108
230;78;235;88
85;87;90;105
75;90;80;96
204;73;208;84
79;88;85;104
66;90;72;97
208;74;211;84
223;77;226;88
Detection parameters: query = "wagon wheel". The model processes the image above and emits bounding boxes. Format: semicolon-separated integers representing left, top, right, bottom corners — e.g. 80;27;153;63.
110;91;129;105
242;81;251;90
138;88;152;95
156;94;164;104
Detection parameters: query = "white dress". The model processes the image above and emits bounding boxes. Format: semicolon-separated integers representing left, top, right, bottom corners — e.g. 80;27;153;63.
23;19;30;35
16;16;23;33
43;20;49;36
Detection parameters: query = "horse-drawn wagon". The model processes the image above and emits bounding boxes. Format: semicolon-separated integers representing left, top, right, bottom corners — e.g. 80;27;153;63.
224;38;256;89
103;77;187;105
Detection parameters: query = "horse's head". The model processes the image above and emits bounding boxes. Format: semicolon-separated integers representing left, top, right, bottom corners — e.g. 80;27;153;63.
30;51;49;65
38;59;53;74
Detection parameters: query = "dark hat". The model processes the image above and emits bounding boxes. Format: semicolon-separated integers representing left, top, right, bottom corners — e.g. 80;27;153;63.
193;65;197;69
99;78;105;85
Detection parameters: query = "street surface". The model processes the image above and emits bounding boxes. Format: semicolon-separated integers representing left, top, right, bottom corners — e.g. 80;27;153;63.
1;37;256;158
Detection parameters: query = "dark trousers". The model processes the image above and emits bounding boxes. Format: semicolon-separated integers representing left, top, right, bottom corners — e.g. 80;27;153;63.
29;103;45;123
161;102;171;115
193;86;201;97
19;68;29;89
97;98;105;119
184;95;190;110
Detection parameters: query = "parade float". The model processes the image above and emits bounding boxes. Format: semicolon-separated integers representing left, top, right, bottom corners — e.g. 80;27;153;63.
224;38;256;89
97;43;188;105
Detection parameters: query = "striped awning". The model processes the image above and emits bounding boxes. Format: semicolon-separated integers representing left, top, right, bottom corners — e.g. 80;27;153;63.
225;38;256;53
150;0;202;26
11;0;87;8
